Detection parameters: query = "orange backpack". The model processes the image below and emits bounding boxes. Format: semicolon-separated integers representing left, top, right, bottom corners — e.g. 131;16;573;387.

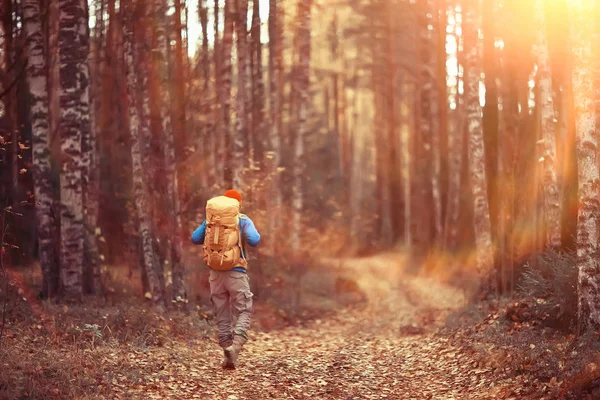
202;196;247;270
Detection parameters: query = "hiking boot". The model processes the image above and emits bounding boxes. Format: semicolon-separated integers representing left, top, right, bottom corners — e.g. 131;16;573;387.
220;340;234;369
223;335;247;369
222;347;235;369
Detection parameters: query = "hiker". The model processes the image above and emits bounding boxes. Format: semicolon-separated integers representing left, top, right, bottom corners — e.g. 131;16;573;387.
191;189;261;369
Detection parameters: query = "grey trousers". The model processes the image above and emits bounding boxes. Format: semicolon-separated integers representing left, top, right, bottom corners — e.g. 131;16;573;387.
209;270;254;347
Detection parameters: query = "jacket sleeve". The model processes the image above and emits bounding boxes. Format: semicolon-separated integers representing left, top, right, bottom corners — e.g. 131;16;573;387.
191;220;207;244
241;217;261;247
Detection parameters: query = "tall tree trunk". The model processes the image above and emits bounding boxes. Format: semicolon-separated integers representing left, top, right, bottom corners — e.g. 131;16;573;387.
58;0;88;300
498;20;519;294
48;0;60;152
443;15;462;250
23;0;59;299
267;0;283;254
213;0;223;187
199;0;213;186
251;0;265;175
534;0;561;249
172;0;188;217
80;0;102;295
384;5;398;244
423;0;443;244
144;1;168;300
154;0;186;301
386;5;409;244
373;50;392;244
482;0;499;261
437;0;449;228
464;0;494;280
221;0;235;187
124;0;164;310
291;0;312;257
233;0;250;189
572;0;600;333
101;0;115;145
173;0;186;154
412;1;435;252
1;0;19;196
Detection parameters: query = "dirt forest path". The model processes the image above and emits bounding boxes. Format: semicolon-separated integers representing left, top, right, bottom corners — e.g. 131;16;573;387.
117;255;514;400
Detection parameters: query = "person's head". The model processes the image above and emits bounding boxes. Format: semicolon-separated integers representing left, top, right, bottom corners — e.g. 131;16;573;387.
223;189;242;204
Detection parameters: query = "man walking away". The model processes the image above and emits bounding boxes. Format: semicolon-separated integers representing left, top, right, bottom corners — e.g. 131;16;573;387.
191;189;261;369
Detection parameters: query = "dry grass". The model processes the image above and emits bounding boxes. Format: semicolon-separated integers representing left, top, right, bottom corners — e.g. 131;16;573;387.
444;295;600;399
0;287;212;400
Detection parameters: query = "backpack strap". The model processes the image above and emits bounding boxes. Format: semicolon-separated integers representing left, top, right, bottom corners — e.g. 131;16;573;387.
237;214;247;262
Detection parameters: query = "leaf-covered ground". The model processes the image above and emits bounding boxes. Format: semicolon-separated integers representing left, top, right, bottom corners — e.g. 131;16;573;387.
102;255;524;400
4;254;549;399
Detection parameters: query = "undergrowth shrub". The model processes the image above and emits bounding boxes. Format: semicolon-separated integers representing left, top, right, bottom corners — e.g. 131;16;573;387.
518;249;577;331
249;253;366;326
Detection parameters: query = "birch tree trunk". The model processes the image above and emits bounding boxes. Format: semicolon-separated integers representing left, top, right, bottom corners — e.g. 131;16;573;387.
291;0;312;257
572;0;600;333
464;0;494;278
138;3;166;299
199;0;213;186
154;0;186;301
23;0;59;299
222;0;235;187
124;0;164;310
58;0;88;300
1;0;19;195
48;0;61;152
534;0;561;249
80;0;102;295
251;0;265;172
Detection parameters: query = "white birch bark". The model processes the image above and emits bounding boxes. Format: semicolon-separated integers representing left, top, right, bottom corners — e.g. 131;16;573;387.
443;27;463;249
291;0;312;257
23;0;59;298
221;0;235;187
251;0;265;172
464;0;494;276
534;0;561;249
124;0;164;309
58;0;87;300
572;0;600;333
79;0;102;295
199;0;212;187
154;0;186;301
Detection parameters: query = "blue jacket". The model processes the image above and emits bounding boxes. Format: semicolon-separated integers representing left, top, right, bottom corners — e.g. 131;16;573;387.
191;215;261;272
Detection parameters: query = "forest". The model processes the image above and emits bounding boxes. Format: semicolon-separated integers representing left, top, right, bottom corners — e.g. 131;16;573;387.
1;0;600;398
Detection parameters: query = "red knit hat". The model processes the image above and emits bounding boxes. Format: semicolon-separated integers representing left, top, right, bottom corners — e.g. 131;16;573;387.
223;189;242;202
